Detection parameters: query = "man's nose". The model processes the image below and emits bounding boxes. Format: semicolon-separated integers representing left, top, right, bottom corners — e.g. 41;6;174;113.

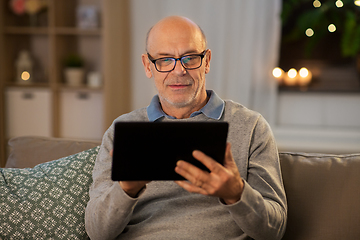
172;59;187;74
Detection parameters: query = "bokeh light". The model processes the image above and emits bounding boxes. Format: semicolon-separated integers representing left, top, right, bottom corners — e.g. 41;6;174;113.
336;0;344;7
299;68;309;78
305;28;314;37
313;0;321;8
21;71;30;81
272;67;283;78
328;24;336;32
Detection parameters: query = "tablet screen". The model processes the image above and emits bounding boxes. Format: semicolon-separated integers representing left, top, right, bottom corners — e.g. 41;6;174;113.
111;121;228;181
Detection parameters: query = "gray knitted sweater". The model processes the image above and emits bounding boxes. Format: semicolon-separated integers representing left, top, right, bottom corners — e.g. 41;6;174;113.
85;100;287;240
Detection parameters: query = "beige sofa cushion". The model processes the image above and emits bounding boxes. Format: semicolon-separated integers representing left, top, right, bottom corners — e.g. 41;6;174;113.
6;136;101;168
280;152;360;240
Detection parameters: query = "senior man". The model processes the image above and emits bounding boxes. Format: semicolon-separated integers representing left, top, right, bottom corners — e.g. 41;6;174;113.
85;16;287;240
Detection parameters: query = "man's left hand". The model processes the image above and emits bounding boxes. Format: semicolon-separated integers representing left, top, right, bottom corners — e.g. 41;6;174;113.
175;143;244;205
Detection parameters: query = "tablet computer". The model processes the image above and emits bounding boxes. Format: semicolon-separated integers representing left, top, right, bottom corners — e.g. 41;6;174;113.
111;121;229;181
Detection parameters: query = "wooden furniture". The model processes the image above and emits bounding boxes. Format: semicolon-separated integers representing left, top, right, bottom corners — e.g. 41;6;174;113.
0;0;132;167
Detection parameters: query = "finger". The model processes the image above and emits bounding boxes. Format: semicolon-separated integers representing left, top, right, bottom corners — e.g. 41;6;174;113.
192;150;222;173
175;160;208;187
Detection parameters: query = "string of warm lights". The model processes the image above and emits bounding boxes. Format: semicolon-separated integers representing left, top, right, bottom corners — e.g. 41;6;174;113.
276;0;360;87
313;0;360;8
306;0;360;37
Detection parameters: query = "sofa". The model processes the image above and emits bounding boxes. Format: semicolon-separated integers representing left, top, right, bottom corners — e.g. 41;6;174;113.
1;136;360;239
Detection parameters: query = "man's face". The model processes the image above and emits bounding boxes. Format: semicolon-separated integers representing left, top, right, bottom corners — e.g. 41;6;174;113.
142;18;211;111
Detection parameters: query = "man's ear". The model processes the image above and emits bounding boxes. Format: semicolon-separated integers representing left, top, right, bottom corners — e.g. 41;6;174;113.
204;49;211;74
142;54;153;78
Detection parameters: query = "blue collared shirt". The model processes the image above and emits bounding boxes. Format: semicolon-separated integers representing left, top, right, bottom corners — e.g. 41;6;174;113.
146;90;225;122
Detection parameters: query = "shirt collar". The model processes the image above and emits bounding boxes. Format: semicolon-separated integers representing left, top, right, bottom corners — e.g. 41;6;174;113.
147;90;225;122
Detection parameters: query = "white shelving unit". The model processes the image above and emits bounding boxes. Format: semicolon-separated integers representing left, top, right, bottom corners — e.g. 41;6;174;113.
5;87;53;139
0;0;143;167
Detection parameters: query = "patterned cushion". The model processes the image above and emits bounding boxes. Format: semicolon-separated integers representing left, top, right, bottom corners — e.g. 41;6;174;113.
0;146;100;240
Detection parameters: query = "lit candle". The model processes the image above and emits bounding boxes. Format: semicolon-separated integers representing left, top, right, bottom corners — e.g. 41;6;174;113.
284;68;298;86
298;67;312;86
272;67;284;84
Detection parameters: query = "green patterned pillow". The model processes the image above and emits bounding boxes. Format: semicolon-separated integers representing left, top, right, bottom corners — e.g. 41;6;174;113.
0;146;99;240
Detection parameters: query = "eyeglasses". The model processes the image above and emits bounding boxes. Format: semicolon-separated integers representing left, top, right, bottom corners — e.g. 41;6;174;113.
147;49;208;73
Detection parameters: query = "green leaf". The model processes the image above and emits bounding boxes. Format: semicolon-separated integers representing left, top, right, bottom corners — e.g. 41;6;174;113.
341;11;360;57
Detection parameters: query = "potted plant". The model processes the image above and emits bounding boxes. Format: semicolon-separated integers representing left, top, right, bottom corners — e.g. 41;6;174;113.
63;53;85;87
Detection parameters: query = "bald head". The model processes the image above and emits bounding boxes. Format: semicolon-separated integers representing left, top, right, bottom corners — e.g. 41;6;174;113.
141;16;211;118
145;16;207;53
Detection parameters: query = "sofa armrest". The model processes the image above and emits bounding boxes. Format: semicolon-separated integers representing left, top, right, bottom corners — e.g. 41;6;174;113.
5;136;101;168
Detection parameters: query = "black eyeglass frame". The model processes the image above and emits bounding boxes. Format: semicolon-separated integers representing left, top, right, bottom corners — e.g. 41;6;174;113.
147;49;208;73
